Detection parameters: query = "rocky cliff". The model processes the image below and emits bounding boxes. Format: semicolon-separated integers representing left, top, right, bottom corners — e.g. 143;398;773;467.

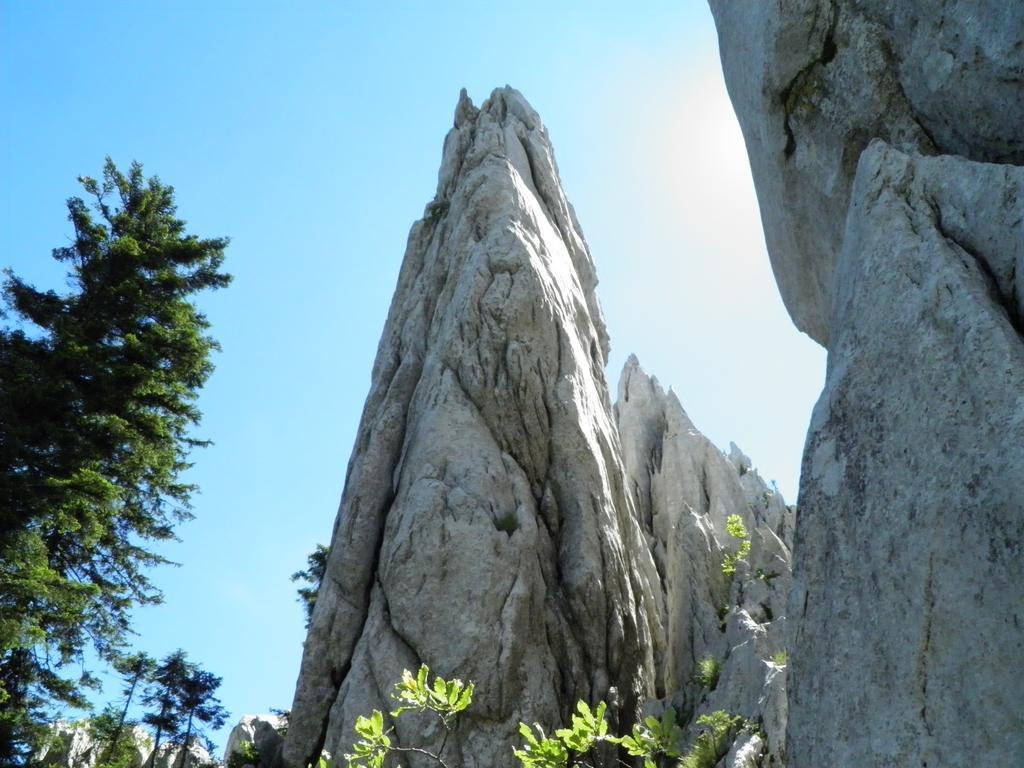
709;2;1024;765
616;358;791;766
34;721;214;768
282;87;661;768
282;88;794;768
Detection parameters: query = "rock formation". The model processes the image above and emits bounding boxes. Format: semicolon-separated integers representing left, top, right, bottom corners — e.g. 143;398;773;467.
34;721;146;768
223;714;286;768
616;358;791;766
282;87;795;768
709;2;1024;765
282;87;662;768
708;0;1022;346
33;720;214;768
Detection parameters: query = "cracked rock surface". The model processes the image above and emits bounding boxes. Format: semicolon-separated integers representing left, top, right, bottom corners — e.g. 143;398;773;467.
281;87;797;768
789;142;1024;767
710;3;1024;765
281;87;661;768
708;0;1023;345
616;358;792;766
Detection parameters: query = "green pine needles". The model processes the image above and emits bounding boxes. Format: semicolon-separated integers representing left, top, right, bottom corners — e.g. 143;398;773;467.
0;158;231;760
317;665;746;768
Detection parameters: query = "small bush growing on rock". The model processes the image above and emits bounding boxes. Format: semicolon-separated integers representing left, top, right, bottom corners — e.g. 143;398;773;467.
323;665;742;768
611;707;683;767
330;665;472;768
227;740;261;768
770;651;787;667
695;657;721;691
678;711;744;768
721;514;751;577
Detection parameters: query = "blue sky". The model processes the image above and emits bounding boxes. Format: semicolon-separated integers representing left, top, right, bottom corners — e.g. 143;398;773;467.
1;1;824;755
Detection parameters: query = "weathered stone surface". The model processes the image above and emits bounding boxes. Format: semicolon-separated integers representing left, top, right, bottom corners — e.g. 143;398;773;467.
33;721;205;768
710;3;1024;764
614;358;791;765
223;714;285;768
150;740;217;768
34;722;153;768
708;0;1024;344
788;141;1024;766
281;87;661;768
727;732;765;768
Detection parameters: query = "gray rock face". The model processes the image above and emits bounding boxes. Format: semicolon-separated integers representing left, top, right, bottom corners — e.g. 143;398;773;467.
710;3;1024;765
33;721;200;768
708;0;1024;345
615;358;791;765
223;714;285;768
150;741;217;768
281;87;661;768
789;141;1024;767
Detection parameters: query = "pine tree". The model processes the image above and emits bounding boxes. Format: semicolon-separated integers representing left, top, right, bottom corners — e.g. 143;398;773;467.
101;651;157;764
142;651;190;768
174;665;227;768
0;159;231;761
291;544;329;628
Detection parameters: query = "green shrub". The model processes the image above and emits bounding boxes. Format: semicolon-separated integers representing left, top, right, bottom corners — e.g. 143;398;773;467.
322;665;693;768
770;651;787;667
678;711;744;768
610;707;683;767
426;199;450;222
321;664;473;768
721;514;751;577
494;511;519;535
227;741;261;768
694;657;721;691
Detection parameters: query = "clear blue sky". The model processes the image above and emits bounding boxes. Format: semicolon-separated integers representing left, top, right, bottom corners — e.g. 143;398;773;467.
1;1;824;756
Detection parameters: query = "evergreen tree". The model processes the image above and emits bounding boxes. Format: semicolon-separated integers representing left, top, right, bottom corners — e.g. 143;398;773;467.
141;651;189;768
90;704;145;768
291;544;329;628
139;650;227;768
101;651;157;765
0;159;231;761
174;665;227;768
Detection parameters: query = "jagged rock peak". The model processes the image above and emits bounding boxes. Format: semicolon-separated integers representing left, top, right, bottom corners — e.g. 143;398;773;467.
281;87;659;768
435;86;609;360
615;356;792;766
33;720;212;768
